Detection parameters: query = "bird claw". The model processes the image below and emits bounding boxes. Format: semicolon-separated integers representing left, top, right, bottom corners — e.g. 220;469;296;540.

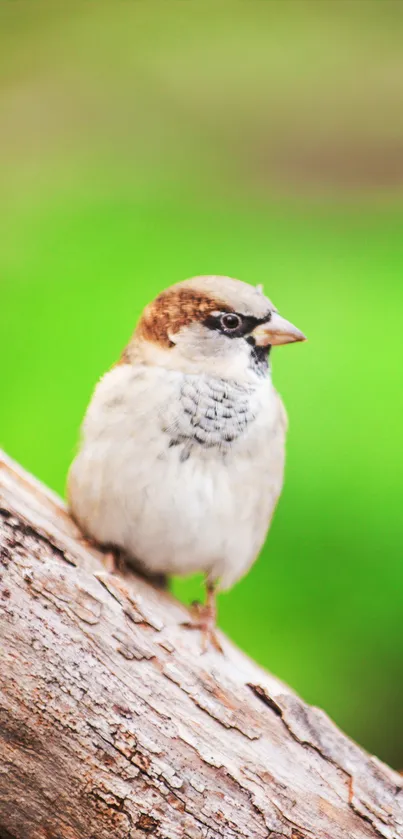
182;600;223;654
76;536;125;576
103;549;127;575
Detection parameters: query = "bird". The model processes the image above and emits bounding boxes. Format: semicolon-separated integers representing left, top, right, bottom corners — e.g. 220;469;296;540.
68;275;306;651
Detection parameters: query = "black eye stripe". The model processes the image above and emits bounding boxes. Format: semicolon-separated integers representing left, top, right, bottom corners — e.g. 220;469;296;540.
203;311;272;338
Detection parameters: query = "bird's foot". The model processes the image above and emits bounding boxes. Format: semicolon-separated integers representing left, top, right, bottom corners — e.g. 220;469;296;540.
103;548;127;575
182;599;223;654
76;534;122;572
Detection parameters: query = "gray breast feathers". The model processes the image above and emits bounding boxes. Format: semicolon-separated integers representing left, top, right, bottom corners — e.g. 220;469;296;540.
165;376;258;456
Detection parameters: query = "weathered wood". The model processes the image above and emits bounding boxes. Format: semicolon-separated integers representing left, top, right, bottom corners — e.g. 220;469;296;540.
0;449;402;839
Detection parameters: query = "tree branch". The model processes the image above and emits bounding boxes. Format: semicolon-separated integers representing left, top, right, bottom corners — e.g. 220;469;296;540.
0;449;402;839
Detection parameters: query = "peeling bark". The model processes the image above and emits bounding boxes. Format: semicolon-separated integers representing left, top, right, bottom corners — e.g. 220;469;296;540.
0;449;402;839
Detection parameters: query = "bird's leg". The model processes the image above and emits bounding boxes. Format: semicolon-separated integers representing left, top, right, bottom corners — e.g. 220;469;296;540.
75;531;126;575
75;533;124;573
182;580;223;653
103;547;127;575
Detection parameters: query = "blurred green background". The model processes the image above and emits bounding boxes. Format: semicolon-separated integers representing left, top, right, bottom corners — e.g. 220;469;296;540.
1;1;403;767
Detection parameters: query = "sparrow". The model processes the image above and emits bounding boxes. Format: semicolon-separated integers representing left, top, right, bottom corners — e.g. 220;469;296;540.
68;275;306;651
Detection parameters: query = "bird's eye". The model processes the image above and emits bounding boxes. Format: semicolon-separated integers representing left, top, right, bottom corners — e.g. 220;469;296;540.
220;313;242;331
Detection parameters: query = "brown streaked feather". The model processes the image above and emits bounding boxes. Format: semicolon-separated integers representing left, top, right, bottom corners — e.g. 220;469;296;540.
136;287;229;348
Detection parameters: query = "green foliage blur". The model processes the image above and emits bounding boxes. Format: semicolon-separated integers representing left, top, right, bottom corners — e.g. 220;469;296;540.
1;2;403;767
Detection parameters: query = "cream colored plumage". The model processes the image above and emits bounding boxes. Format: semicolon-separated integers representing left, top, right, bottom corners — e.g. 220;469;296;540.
68;275;305;649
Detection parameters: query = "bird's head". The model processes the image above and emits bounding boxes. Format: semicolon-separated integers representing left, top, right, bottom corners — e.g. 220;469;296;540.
123;275;306;381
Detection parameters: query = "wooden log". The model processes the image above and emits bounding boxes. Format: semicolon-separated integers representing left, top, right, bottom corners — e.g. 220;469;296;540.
0;450;402;839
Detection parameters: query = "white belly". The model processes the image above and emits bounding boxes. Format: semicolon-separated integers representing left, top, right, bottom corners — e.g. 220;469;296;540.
68;365;286;590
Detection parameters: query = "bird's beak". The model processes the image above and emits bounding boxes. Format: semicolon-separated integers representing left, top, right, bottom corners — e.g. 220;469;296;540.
251;312;307;347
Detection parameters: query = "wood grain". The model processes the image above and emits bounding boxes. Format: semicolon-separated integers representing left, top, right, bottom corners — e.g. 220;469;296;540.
0;450;402;839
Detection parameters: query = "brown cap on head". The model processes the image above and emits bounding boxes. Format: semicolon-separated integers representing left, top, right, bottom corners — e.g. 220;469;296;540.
136;285;230;348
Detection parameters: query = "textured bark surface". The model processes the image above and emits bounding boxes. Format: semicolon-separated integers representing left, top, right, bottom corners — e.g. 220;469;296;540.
0;450;402;839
